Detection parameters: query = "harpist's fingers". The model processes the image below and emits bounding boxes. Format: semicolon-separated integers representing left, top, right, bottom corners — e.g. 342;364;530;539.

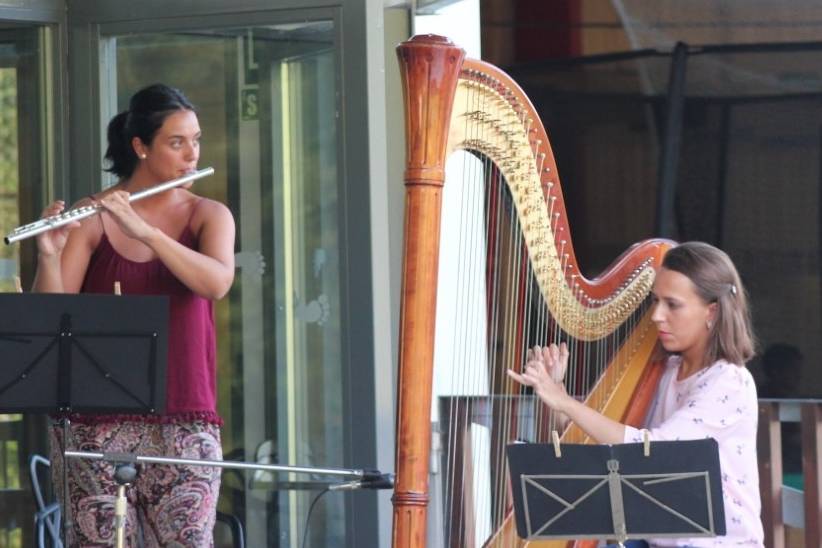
507;369;530;386
525;361;545;377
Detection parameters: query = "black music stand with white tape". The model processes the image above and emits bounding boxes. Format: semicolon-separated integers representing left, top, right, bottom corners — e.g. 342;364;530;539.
506;438;726;546
0;292;168;546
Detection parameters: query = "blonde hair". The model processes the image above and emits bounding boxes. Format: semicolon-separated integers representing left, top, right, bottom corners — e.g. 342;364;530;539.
661;242;756;366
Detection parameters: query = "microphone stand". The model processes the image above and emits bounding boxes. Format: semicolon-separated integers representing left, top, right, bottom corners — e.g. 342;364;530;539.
63;449;394;547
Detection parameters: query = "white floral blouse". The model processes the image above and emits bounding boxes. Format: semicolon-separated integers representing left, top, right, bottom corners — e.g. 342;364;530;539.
624;356;764;547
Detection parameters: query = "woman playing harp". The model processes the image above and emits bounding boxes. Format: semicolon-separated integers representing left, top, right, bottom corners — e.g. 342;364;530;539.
393;34;675;547
510;242;764;547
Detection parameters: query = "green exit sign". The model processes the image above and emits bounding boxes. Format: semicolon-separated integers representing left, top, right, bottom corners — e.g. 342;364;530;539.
241;88;259;121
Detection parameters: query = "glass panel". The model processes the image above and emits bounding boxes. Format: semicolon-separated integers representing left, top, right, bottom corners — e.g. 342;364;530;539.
0;66;19;292
0;24;54;548
106;20;341;547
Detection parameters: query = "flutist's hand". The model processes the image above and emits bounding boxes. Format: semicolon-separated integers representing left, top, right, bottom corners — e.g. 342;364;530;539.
35;200;81;257
99;191;154;242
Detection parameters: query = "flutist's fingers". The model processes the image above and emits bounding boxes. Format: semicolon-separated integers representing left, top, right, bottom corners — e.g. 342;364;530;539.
35;200;81;256
41;200;67;218
99;191;154;241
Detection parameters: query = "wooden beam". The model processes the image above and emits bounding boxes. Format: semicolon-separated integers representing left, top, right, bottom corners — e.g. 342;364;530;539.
758;402;784;548
801;403;822;548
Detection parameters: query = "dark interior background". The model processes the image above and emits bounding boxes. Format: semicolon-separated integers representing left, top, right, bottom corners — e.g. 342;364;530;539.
479;0;821;398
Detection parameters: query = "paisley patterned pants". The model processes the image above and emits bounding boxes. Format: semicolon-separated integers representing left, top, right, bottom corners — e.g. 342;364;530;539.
49;420;222;548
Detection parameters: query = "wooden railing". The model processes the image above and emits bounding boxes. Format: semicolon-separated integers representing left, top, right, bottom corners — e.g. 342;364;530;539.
758;399;822;548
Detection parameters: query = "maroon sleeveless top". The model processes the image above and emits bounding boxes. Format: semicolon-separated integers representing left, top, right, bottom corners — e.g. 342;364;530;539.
79;217;220;425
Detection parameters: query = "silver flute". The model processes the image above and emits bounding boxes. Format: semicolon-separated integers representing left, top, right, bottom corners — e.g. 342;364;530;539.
4;167;215;245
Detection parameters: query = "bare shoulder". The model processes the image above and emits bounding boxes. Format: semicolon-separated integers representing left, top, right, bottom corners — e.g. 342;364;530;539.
66;197;104;248
193;197;233;221
70;196;97;209
84;182;126;204
190;196;235;234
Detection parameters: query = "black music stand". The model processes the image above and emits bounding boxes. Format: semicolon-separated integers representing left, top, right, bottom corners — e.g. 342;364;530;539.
0;293;168;545
507;438;726;545
0;293;167;414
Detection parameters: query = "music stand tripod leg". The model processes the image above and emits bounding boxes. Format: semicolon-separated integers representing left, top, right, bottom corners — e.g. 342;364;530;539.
59;417;72;546
113;463;138;548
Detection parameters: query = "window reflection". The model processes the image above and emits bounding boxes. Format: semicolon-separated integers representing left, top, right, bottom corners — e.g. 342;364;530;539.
109;20;341;546
0;26;53;548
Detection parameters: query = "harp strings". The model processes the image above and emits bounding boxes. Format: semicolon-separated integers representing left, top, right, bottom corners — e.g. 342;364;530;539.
435;72;648;546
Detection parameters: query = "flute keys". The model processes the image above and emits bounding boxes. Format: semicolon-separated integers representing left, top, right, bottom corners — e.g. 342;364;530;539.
5;167;213;244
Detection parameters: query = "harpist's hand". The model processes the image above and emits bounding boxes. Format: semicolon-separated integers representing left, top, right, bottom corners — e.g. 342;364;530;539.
525;342;569;383
507;343;570;411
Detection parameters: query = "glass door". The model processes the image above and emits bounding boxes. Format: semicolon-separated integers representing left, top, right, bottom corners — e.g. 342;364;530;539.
258;31;343;547
0;23;56;548
102;17;343;547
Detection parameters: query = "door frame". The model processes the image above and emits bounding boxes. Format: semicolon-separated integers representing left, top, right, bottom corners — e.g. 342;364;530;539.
67;2;382;547
0;4;67;547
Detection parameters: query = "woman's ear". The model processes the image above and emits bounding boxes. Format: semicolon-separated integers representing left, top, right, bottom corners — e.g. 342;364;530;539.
707;301;718;323
132;136;148;160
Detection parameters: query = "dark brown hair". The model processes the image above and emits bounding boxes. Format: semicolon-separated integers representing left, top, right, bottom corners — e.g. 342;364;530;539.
104;84;196;179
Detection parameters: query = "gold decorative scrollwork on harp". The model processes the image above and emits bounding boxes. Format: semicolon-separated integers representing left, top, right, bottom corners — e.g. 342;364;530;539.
448;76;655;341
392;34;673;548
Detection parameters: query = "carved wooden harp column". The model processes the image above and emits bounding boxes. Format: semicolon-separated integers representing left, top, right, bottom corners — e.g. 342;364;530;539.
392;34;673;547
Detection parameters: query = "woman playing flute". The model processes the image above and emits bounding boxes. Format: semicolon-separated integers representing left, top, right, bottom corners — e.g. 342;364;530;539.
33;83;235;547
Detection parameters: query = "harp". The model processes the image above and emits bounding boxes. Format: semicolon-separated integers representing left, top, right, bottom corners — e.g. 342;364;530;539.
391;34;673;547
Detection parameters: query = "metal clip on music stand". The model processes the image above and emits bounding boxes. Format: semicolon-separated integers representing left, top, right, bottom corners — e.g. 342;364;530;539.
0;293;168;547
507;438;726;547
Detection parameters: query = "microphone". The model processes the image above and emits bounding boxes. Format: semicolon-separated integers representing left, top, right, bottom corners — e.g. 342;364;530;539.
328;472;395;491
